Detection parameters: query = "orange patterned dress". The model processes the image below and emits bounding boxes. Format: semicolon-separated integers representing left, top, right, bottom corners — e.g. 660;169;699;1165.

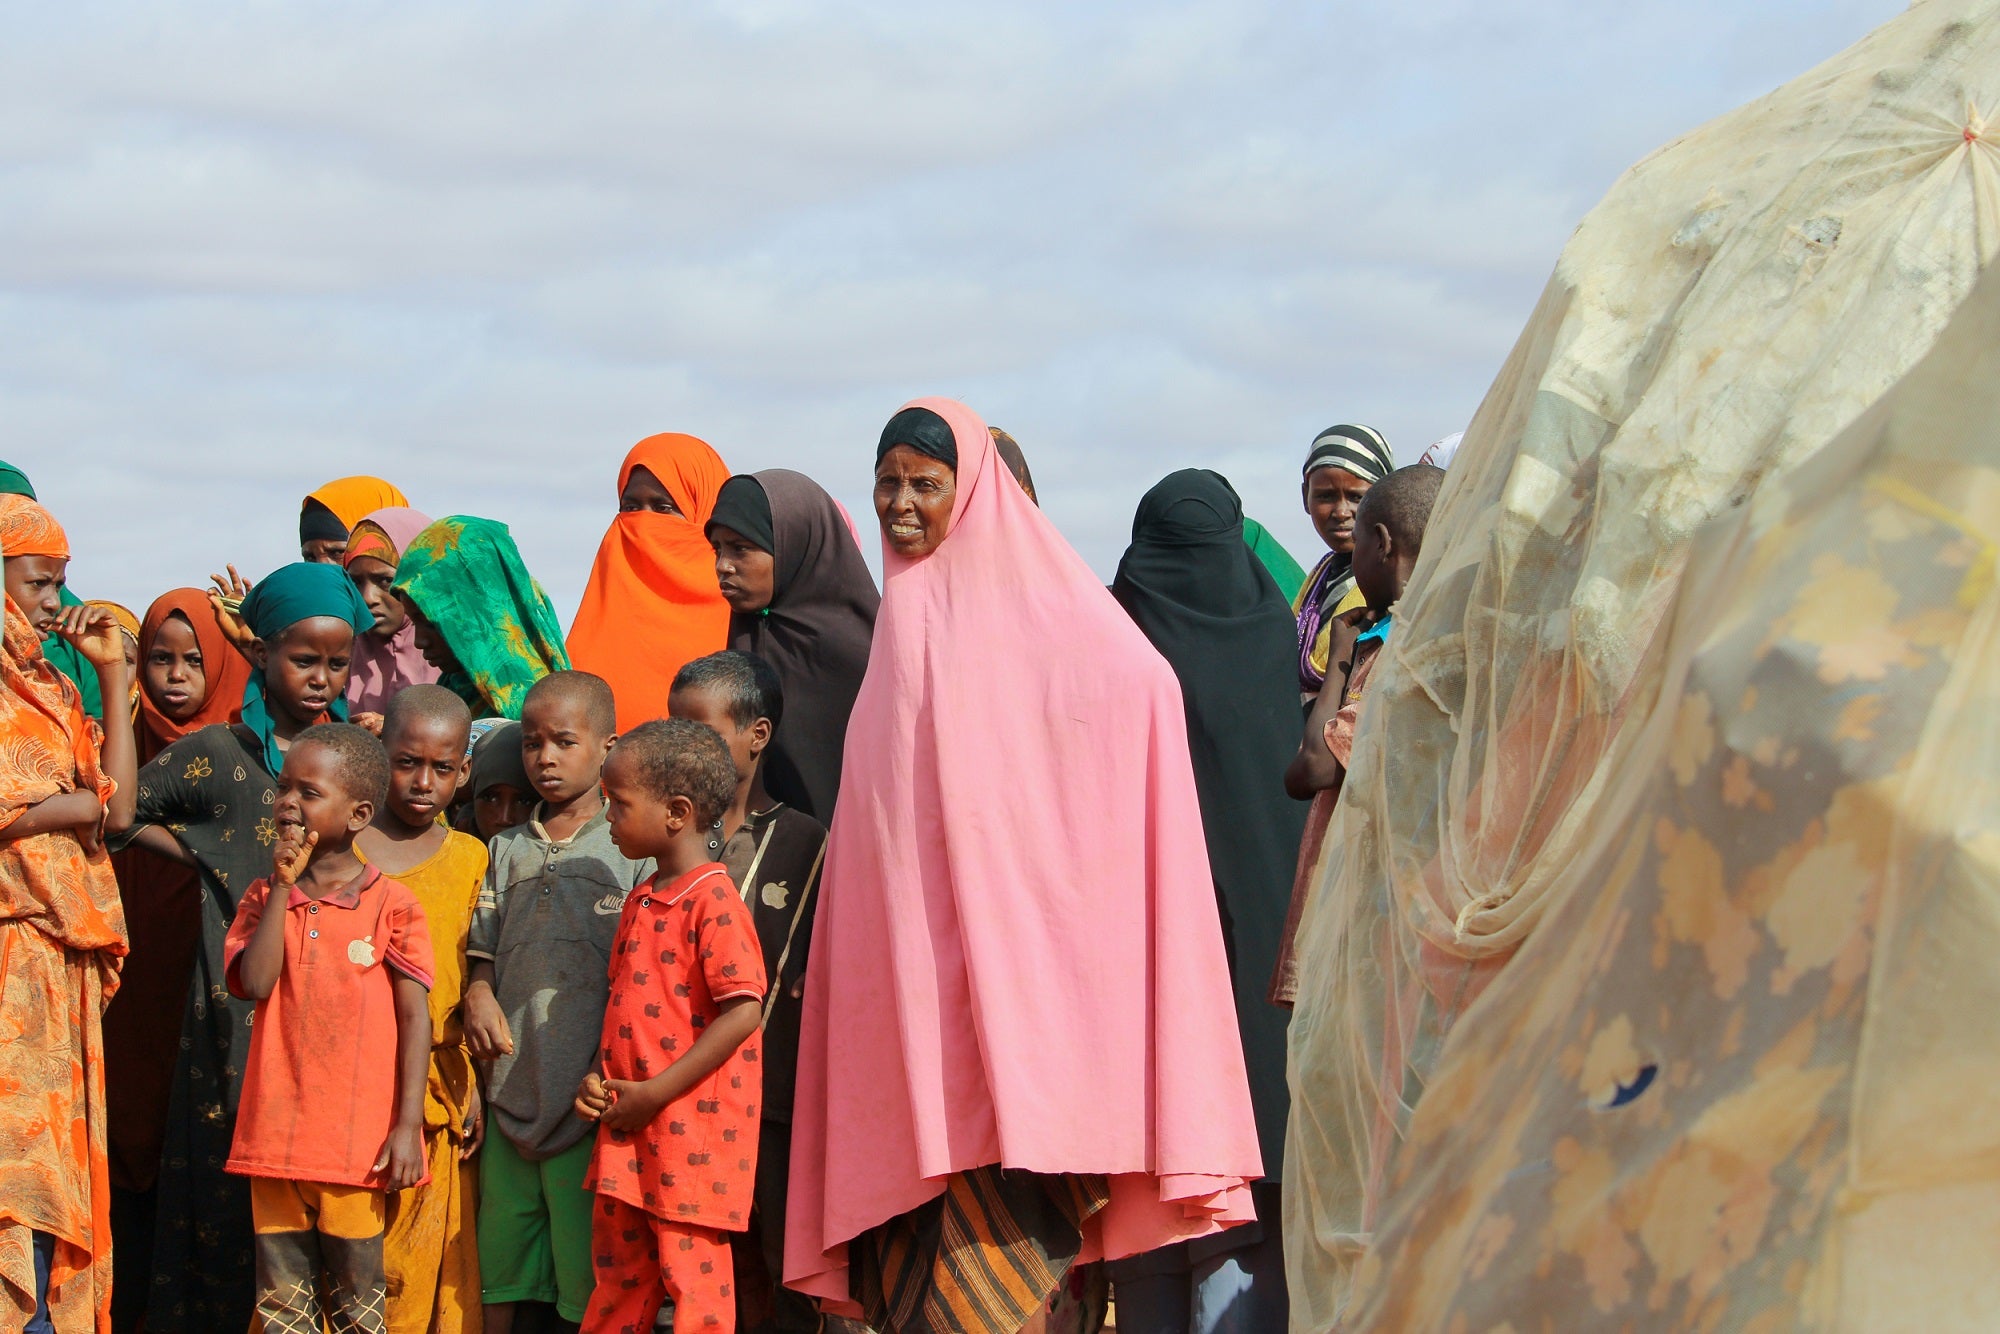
0;587;128;1333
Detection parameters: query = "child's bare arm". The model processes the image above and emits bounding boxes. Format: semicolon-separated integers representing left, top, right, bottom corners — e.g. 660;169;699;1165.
462;961;513;1059
127;825;197;867
236;831;314;1000
1285;682;1350;799
375;973;430;1191
600;996;761;1133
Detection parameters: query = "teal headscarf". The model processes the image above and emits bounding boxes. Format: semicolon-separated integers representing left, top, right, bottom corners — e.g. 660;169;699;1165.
0;463;102;718
237;562;373;776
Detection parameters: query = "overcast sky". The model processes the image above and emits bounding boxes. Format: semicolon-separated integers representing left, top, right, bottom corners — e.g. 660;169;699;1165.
7;0;1899;619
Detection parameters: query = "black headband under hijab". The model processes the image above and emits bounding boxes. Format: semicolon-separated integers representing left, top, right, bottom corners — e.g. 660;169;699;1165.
1302;423;1394;485
876;407;958;469
707;475;777;554
299;496;348;546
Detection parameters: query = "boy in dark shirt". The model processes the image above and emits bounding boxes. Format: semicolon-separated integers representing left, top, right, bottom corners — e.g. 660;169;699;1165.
668;652;829;1334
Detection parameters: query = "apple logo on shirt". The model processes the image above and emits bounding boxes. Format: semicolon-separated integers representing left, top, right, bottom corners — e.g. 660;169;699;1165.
349;936;376;967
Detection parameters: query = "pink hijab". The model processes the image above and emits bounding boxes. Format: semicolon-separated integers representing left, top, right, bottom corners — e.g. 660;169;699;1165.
342;506;442;714
783;398;1261;1305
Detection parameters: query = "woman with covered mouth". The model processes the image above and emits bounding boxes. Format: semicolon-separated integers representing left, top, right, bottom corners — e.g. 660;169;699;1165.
782;399;1264;1333
104;562;372;1333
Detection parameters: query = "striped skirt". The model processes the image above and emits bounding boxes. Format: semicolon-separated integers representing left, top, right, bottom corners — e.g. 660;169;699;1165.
851;1167;1109;1333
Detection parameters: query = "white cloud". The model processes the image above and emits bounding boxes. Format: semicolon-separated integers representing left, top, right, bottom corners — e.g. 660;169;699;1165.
5;0;1901;622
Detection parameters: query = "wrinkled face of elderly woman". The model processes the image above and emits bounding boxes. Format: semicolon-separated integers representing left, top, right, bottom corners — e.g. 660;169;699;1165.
874;445;956;560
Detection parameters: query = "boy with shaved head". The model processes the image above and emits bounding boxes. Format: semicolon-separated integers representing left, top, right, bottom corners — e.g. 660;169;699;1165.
356;684;487;1334
461;671;655;1333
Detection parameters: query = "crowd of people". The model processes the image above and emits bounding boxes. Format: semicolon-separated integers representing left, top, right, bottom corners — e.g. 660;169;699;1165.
0;398;1449;1334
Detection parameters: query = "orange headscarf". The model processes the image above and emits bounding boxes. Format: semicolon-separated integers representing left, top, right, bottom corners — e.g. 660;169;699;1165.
134;589;251;763
566;434;732;731
302;476;409;540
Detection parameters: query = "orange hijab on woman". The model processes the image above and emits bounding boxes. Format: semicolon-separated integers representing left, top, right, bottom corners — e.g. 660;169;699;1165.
566;433;731;731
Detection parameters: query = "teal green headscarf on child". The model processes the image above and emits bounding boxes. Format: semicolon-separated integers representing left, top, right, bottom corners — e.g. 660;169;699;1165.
0;458;105;719
238;562;373;777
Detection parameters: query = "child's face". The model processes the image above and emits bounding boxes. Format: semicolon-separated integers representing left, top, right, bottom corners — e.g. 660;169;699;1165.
401;595;462;674
520;695;615;807
3;554;68;635
668;686;762;786
475;781;535;840
600;746;682;862
1350;514;1397;611
274;742;372;849
143;613;210;723
347;556;408;641
710;526;777;615
253;617;356;727
381;715;470;832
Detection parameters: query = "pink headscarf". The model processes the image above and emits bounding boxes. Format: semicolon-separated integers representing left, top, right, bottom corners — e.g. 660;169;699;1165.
342;506;442;714
784;398;1261;1305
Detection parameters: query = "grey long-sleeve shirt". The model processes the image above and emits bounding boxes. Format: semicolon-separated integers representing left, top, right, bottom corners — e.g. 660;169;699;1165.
468;807;654;1159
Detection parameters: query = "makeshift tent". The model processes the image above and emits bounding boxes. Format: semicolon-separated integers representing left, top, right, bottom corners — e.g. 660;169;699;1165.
1282;2;2000;1325
1344;190;2000;1334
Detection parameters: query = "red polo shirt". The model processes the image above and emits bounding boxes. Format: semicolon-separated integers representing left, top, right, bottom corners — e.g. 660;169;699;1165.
224;867;434;1189
587;863;767;1229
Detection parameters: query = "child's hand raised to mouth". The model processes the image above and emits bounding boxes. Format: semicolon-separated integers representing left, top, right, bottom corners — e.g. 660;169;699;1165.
273;828;318;889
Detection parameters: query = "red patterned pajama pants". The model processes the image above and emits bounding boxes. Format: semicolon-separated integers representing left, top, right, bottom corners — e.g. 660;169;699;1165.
582;1195;736;1334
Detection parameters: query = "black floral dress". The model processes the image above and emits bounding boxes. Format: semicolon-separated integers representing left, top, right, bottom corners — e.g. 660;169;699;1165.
120;724;277;1331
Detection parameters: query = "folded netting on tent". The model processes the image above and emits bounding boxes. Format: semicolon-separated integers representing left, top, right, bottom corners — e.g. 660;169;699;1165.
1282;2;2000;1326
1343;186;2000;1334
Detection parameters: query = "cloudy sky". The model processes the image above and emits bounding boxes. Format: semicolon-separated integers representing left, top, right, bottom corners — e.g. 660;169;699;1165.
8;0;1898;618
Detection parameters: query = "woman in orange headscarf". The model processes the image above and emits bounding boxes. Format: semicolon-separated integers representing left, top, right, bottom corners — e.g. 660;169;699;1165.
0;495;136;1334
299;475;409;563
103;589;251;1328
566;434;732;731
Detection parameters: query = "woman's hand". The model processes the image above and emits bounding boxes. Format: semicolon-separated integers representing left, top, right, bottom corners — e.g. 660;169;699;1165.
53;604;127;672
207;566;258;659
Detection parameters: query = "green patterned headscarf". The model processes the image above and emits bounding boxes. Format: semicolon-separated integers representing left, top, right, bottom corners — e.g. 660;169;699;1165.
392;516;569;720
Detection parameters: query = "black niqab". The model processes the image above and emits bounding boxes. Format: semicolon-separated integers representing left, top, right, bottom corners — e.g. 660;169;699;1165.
1112;468;1306;1180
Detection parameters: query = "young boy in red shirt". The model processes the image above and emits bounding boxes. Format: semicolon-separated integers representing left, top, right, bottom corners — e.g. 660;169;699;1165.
224;722;434;1333
575;718;767;1334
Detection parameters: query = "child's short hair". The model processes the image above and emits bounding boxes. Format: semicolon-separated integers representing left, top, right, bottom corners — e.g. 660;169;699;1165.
293;722;390;809
670;651;784;732
382;683;473;745
614;719;738;829
523;669;618;735
1357;464;1446;555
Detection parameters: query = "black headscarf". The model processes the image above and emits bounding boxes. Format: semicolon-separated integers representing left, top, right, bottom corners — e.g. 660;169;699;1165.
1112;468;1305;1180
708;475;777;554
876;407;958;468
715;470;881;822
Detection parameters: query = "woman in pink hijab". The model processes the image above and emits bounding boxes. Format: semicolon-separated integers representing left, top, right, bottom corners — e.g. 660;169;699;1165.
342;506;442;721
784;399;1262;1332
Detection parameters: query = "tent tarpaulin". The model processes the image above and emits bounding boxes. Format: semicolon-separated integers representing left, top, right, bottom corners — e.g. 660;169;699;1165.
1282;1;2000;1326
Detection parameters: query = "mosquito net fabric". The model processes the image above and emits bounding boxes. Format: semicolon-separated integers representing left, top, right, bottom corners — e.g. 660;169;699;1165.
1341;196;2000;1334
1282;2;2000;1325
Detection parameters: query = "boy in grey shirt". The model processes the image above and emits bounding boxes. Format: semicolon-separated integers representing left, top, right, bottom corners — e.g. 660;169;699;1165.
463;672;653;1329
